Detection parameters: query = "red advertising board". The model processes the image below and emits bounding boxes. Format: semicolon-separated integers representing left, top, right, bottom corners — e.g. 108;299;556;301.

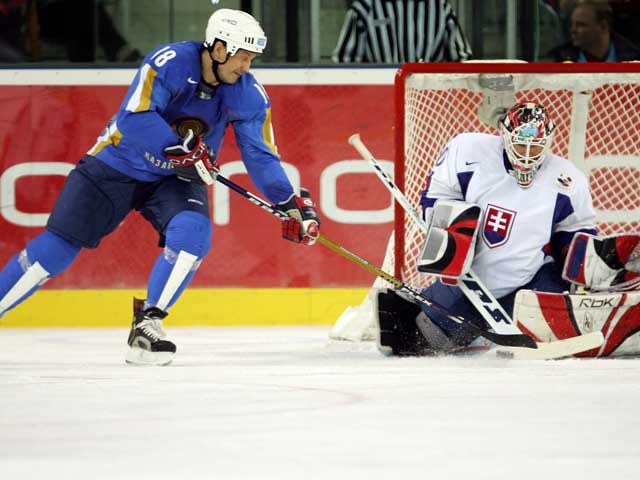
0;69;397;289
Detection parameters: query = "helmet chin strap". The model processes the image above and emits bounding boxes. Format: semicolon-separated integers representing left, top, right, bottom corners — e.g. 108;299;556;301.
208;48;230;85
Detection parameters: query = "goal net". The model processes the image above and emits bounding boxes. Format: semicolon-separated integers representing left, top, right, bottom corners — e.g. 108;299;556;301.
330;62;640;342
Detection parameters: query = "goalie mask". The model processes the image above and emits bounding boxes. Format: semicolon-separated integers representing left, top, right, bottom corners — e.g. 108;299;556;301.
500;102;556;188
204;9;267;56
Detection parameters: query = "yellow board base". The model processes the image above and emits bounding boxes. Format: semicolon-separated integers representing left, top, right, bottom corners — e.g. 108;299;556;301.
0;288;369;328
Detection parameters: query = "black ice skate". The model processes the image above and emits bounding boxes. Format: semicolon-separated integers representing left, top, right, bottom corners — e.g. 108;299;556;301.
125;298;176;366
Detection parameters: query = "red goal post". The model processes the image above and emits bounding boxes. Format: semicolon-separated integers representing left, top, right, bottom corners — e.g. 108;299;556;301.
393;62;640;288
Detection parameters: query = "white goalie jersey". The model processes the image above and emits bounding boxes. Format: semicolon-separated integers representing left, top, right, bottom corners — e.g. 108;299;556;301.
421;132;597;298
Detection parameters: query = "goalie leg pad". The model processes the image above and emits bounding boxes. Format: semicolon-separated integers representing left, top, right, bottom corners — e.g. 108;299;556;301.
376;289;437;356
514;289;640;357
376;288;477;356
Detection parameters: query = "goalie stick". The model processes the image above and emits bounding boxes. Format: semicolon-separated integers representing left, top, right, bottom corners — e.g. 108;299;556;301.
215;174;604;358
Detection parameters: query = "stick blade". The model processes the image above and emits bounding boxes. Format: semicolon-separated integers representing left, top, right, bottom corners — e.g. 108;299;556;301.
461;321;537;348
494;331;604;360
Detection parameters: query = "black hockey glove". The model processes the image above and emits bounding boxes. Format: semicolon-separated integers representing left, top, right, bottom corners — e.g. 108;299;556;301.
276;188;321;246
165;129;219;185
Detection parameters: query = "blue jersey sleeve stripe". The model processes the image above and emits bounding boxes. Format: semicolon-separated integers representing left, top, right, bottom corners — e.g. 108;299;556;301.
125;64;157;113
262;108;279;156
88;120;122;156
88;129;123;156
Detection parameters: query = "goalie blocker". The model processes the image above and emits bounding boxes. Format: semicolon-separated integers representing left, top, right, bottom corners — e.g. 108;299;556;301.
417;199;481;282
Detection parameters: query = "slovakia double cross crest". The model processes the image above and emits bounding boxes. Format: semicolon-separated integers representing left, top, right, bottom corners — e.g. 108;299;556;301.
483;204;516;248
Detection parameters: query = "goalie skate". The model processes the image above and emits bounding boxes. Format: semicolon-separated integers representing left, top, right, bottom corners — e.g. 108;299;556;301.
125;298;176;366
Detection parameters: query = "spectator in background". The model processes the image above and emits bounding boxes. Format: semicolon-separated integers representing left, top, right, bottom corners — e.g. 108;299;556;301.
0;0;141;63
0;0;30;61
537;0;565;61
548;0;640;61
332;0;472;63
38;0;141;62
551;0;576;43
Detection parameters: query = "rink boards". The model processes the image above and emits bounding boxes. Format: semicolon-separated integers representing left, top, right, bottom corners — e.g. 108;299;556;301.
0;288;368;327
0;68;393;327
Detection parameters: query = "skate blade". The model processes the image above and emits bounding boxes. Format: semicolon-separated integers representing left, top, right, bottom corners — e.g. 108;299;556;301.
125;346;174;366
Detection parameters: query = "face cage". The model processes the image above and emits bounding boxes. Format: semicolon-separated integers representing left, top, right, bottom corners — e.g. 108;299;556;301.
502;129;552;188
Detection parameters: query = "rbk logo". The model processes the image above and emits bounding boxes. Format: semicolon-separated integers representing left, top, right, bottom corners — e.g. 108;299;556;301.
483;204;516;248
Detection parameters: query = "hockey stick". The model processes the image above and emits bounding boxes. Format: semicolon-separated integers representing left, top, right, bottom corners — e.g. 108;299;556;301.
349;133;520;335
215;173;536;348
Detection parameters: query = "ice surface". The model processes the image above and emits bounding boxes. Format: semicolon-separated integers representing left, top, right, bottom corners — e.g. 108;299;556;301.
1;327;639;480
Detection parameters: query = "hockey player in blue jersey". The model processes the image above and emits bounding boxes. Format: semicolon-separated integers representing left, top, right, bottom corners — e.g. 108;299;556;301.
0;9;320;366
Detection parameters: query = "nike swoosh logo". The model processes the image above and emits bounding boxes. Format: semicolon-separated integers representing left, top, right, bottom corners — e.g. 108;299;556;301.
465;161;479;166
187;77;198;84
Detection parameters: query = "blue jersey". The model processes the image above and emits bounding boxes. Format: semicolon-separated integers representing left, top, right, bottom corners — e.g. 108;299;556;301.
88;41;294;204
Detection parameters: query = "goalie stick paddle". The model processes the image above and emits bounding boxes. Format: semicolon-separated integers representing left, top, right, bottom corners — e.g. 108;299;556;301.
214;173;536;349
495;331;604;360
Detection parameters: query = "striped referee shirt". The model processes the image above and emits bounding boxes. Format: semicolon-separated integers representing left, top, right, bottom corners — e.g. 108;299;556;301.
332;0;473;63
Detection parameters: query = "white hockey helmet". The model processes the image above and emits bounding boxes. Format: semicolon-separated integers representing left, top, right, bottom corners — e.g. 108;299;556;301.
500;102;556;188
204;9;267;56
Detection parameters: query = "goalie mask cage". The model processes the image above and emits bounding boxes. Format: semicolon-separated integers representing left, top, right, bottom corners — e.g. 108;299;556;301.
330;62;640;341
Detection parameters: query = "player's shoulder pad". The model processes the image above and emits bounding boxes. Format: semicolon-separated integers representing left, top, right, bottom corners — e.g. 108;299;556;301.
221;73;271;115
141;41;201;87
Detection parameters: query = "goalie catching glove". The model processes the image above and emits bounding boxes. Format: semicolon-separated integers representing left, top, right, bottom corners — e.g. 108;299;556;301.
165;129;219;185
276;188;321;246
563;232;640;292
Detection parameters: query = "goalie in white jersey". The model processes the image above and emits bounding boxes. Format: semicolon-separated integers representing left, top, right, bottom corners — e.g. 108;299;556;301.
378;102;600;355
